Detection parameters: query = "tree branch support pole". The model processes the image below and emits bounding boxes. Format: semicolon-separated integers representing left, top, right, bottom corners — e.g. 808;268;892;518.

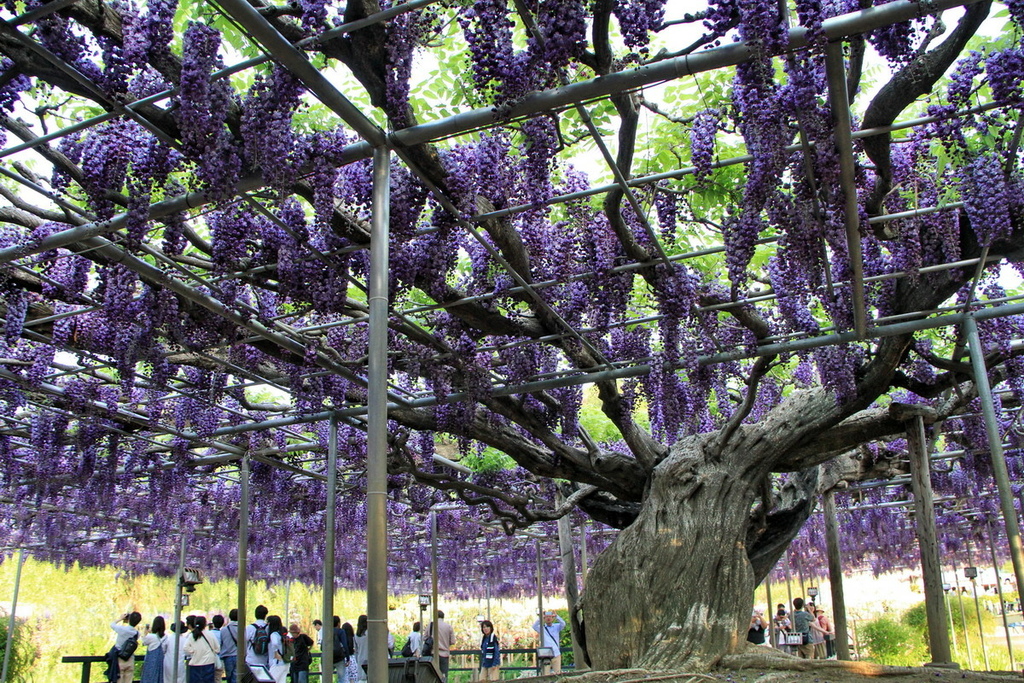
970;573;989;670
953;562;974;668
322;420;338;679
172;532;187;683
901;408;955;666
765;578;775;649
1;548;25;683
986;521;1016;669
430;510;439;672
536;538;545;676
284;581;291;626
823;490;851;660
556;495;585;669
366;144;391;683
966;315;1024;605
784;552;794;612
944;588;959;662
580;520;588;584
237;455;250;680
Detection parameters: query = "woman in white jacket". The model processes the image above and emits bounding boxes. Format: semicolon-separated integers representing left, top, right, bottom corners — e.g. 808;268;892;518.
184;616;220;683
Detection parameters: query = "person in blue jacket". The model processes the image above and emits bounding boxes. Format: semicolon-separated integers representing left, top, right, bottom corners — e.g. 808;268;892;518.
478;620;500;680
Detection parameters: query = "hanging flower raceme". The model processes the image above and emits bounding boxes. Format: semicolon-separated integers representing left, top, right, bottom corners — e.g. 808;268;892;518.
177;23;241;199
960;151;1014;248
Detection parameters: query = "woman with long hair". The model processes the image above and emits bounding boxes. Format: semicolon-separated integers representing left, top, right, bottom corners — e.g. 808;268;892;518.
266;614;290;683
354;615;369;680
342;621;358;682
183;615;219;683
478;620;500;681
140;616;165;683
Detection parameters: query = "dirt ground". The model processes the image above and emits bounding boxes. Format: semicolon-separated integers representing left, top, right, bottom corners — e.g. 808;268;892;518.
529;648;1024;683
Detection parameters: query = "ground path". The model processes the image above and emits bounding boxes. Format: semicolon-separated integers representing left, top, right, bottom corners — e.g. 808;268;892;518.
523;647;1023;683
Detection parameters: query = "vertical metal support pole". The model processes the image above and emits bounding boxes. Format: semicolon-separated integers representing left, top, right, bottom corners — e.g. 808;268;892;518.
970;575;989;670
430;511;439;671
784;552;794;613
966;315;1024;597
172;532;187;683
986;521;1015;669
238;456;251;680
823;490;851;660
824;40;867;339
1;549;25;683
536;539;544;675
954;564;974;669
765;578;775;648
579;520;588;586
367;144;391;683
556;496;584;669
485;580;491;623
906;415;954;666
284;581;292;627
945;590;959;662
322;417;339;680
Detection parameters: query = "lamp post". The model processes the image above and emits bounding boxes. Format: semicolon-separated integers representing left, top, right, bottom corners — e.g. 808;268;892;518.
807;586;819;603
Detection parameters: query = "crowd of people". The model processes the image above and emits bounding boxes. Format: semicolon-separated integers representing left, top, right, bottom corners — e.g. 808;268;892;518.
747;597;836;659
105;605;567;683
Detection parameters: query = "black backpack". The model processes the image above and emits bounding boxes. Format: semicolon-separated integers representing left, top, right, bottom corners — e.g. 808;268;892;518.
117;632;139;661
251;623;270;656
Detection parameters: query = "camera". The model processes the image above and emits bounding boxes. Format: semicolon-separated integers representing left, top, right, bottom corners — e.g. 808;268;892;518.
180;567;204;593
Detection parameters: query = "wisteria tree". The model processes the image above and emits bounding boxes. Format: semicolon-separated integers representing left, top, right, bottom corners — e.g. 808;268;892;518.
1;0;1024;672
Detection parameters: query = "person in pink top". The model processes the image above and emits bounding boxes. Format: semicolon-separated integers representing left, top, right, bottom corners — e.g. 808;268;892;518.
816;608;835;658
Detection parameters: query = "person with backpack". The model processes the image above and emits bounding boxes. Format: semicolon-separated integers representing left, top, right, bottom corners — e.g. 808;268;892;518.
108;611;142;683
244;605;271;679
330;616;353;683
266;615;289;683
287;623;314;683
220;609;239;683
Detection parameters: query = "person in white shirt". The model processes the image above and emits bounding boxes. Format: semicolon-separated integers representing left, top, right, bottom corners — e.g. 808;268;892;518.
266;615;290;683
532;611;566;675
406;622;422;657
110;612;142;683
185;615;221;683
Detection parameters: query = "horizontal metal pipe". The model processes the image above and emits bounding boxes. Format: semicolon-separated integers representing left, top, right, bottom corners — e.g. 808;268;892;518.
199;297;1024;438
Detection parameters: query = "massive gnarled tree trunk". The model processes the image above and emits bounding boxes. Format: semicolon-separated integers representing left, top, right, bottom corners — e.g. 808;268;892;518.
585;433;762;670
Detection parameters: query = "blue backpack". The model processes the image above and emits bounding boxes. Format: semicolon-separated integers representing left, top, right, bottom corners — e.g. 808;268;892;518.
252;623;270;656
